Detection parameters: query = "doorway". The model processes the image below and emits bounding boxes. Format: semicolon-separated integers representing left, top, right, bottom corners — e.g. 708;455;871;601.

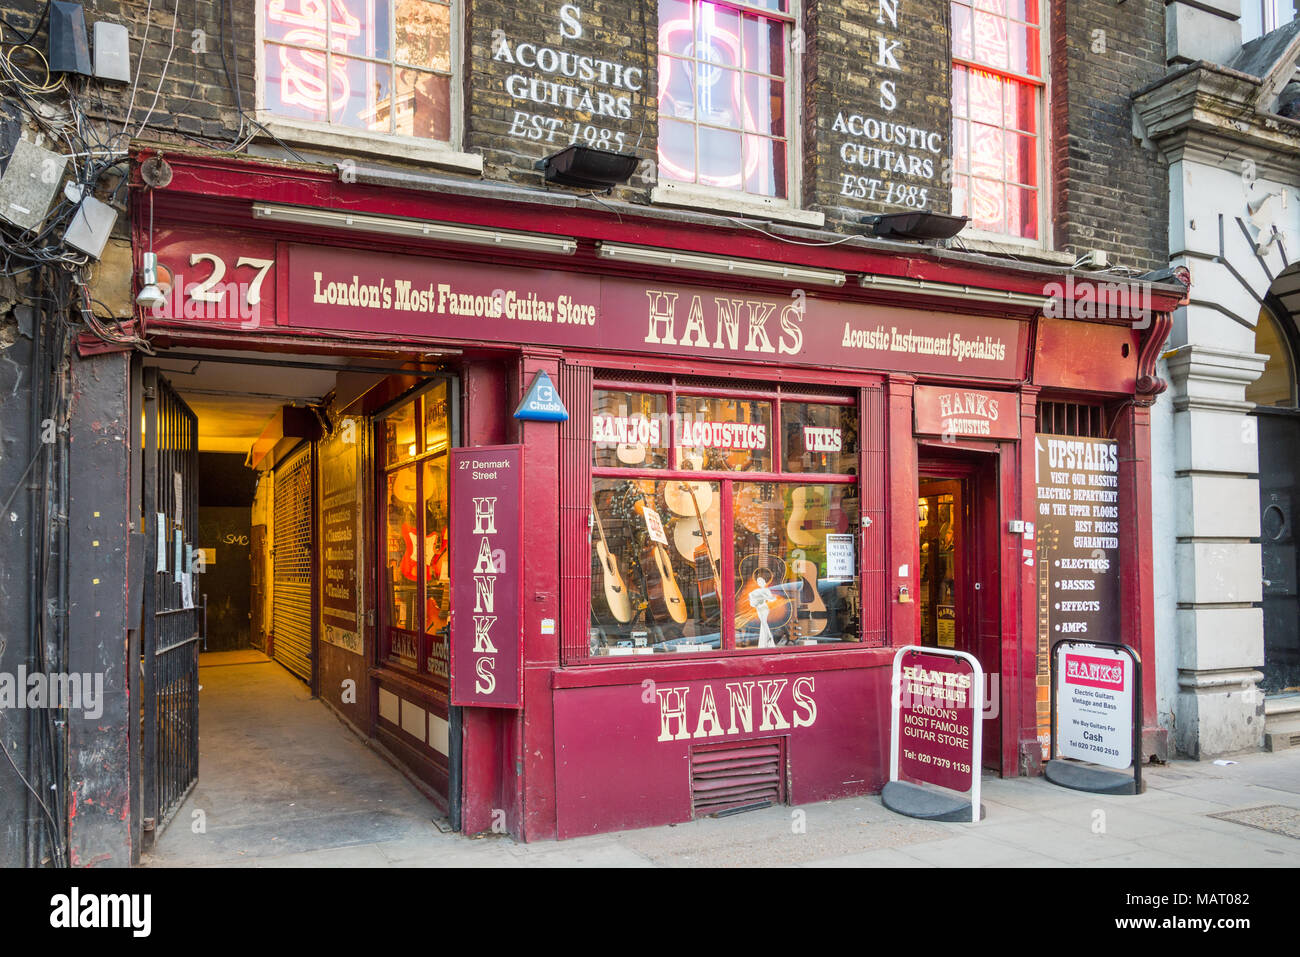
917;452;1001;771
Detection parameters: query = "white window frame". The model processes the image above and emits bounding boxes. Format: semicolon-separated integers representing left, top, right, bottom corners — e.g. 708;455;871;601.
949;0;1051;250
254;0;481;173
652;0;823;227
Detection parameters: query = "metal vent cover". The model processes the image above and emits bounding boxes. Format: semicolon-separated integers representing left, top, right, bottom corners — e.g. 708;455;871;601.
690;738;786;816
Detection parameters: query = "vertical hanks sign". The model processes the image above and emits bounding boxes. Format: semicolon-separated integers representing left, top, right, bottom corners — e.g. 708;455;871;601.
451;446;524;709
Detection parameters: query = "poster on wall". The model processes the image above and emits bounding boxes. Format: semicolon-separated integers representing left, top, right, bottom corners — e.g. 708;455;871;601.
319;421;364;656
450;445;524;709
1034;434;1121;754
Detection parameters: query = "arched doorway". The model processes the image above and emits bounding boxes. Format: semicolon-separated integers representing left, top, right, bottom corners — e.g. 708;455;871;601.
1248;276;1300;702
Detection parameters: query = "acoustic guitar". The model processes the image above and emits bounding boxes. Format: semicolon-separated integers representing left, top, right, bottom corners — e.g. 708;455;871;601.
790;556;828;638
664;448;713;516
734;485;791;637
592;493;634;624
634;497;688;625
683;484;720;619
787;486;829;548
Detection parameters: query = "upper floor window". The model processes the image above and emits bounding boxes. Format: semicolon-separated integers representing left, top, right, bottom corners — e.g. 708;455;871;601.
657;0;795;200
261;0;454;143
950;0;1045;242
1243;0;1299;42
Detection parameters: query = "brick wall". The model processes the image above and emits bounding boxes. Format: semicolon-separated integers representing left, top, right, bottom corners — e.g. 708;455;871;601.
1051;0;1170;271
1;0;1170;267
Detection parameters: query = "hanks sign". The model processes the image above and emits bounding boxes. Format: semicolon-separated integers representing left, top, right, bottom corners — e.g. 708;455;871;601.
450;446;524;708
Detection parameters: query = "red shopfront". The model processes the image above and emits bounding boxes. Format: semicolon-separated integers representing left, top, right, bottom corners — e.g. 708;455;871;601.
132;149;1181;840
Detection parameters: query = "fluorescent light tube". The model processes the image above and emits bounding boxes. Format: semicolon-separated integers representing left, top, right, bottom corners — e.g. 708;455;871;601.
859;273;1049;307
596;242;846;287
251;204;577;256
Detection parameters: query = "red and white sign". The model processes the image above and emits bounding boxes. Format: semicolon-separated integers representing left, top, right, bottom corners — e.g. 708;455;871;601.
913;385;1019;440
674;418;767;451
1056;643;1132;769
802;426;842;452
592;414;662;446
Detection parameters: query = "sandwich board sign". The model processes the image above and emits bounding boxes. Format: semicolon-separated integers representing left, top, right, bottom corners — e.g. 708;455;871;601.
1047;639;1143;794
883;645;984;823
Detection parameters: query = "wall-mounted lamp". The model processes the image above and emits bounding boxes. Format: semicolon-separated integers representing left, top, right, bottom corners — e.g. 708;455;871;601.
535;145;639;190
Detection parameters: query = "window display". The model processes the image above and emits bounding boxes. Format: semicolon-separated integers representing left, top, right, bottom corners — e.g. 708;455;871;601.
588;384;860;658
379;380;453;679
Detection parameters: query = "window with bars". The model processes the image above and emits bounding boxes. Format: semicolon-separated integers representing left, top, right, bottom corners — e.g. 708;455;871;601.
260;0;455;143
657;0;796;200
1036;400;1105;438
950;0;1045;242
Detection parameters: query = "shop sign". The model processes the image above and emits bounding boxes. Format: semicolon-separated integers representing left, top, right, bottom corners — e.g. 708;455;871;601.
1034;435;1121;645
450;446;524;708
319;425;364;656
1054;643;1134;770
888;646;982;822
914;385;1018;440
145;231;1029;380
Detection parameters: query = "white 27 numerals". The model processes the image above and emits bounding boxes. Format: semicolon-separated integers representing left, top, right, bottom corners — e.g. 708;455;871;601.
188;252;274;307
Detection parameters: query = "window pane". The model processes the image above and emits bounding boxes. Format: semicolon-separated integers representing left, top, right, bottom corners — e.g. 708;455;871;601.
338;0;384;58
698;126;744;187
264;43;331;122
953;118;969;173
1009;23;1041;77
968;69;1002;124
395;0;450;70
971;176;1005;233
744;136;785;198
423;380;450;455
781;402;859;474
593;389;671;469
659;117;697;183
952;66;968;118
393;68;450;140
973;10;1008;69
734;482;861;646
1005;131;1037;186
742;15;784;76
696;2;742;69
952;2;973;59
589;478;723;655
264;1;328;47
1004;79;1036;133
969;122;1002;178
674;396;772;472
332;56;393;134
423;456;449;635
743;75;784;135
661;56;696;120
953;173;970;217
699;66;742;128
1009;185;1038;239
384;399;419;466
659;0;695;55
384;465;421;663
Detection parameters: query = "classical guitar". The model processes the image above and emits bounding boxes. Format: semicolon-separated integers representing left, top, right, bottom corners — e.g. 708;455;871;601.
634;497;688;625
734;486;791;637
672;492;720;563
592;493;634;624
787;486;829;548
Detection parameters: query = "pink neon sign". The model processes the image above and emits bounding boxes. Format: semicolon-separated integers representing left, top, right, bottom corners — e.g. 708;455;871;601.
266;0;363;118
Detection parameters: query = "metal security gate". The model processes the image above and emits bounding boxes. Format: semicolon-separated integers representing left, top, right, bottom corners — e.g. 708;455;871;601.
271;444;315;683
141;370;201;843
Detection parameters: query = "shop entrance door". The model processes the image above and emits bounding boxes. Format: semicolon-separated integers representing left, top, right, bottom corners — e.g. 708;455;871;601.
917;453;1001;771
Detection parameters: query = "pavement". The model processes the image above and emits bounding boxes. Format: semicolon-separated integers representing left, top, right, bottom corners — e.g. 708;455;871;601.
142;651;1300;868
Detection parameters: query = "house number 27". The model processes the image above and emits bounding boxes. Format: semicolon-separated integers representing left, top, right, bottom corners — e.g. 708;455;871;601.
188;252;275;308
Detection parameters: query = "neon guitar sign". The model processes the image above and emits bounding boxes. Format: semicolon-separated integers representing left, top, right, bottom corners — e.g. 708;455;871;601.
266;0;362;118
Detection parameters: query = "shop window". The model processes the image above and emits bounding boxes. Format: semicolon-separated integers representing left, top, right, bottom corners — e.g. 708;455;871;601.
588;384;861;657
950;0;1046;243
657;0;796;200
261;0;455;143
378;380;455;681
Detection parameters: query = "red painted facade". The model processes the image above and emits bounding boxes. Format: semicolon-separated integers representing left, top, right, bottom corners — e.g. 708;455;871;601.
129;149;1185;841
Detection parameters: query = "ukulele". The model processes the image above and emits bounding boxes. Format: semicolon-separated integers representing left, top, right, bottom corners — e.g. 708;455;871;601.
733;485;792;637
633;497;688;625
592;492;634;624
